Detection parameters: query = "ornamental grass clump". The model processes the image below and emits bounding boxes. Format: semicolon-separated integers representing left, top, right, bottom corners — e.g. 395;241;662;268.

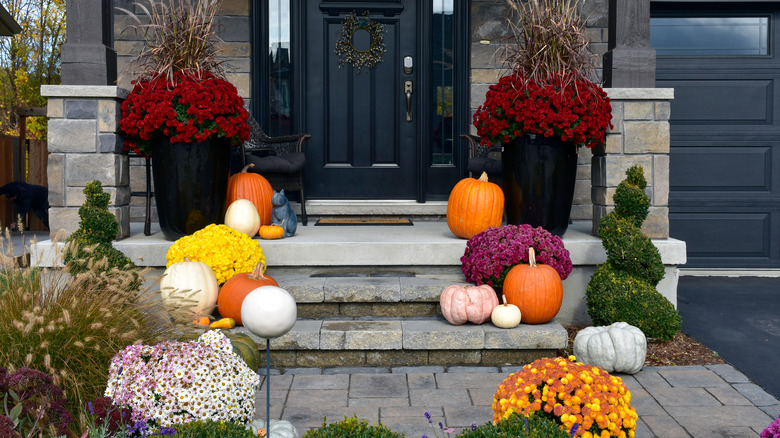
586;165;681;341
104;330;260;429
493;356;638;438
461;224;572;290
472;0;612;149
118;0;250;156
0;236;176;435
166;224;266;284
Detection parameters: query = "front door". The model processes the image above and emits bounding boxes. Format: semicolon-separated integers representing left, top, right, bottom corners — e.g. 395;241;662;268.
301;1;419;199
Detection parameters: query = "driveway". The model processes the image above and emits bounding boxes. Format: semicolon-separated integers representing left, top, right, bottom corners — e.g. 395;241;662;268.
677;275;780;400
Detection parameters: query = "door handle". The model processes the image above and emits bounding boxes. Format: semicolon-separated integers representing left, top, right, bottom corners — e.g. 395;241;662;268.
404;80;413;122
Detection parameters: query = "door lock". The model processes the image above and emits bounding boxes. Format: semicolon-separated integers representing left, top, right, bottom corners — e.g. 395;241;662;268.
404;80;413;122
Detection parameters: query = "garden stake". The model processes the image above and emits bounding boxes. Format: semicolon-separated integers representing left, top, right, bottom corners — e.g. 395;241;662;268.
266;338;271;428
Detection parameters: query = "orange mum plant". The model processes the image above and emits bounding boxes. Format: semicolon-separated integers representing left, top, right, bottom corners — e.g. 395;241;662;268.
493;356;638;438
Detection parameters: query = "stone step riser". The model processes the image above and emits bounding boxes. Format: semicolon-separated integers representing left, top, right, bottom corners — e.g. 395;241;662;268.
227;318;569;369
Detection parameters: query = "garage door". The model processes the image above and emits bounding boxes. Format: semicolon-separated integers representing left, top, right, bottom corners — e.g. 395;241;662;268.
652;3;780;268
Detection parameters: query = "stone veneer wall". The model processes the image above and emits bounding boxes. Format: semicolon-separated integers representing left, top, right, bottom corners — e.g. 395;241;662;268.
594;89;673;239
40;85;130;239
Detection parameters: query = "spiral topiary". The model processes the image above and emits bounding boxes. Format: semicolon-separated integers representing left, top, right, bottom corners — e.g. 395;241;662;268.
64;181;139;283
586;166;681;341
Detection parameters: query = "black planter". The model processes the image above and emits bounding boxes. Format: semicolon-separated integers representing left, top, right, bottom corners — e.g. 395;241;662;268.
502;134;578;237
151;137;231;241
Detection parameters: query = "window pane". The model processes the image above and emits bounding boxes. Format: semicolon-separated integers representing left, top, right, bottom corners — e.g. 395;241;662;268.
432;0;454;165
650;16;769;55
269;0;291;135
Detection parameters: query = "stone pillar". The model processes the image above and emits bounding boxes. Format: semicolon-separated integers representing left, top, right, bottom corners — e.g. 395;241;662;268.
41;85;130;239
61;0;117;85
592;88;673;239
602;0;656;88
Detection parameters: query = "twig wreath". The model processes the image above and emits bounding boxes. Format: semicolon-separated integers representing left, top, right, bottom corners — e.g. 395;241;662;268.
335;11;386;73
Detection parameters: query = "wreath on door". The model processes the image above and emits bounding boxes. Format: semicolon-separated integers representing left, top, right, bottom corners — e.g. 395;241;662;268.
335;11;386;73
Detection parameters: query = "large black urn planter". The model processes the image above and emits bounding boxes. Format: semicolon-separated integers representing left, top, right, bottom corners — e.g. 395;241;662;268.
502;134;578;237
151;137;231;241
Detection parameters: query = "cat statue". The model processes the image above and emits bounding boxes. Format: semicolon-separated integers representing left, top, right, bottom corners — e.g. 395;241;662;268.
270;189;297;237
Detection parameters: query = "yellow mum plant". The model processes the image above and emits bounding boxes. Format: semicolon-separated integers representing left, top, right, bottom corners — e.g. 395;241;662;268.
166;224;266;284
493;356;638;438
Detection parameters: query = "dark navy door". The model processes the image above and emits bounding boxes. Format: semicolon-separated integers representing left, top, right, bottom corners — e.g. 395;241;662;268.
302;1;418;198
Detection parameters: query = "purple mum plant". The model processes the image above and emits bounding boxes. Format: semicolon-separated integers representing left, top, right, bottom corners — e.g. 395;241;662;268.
762;413;780;438
461;224;572;289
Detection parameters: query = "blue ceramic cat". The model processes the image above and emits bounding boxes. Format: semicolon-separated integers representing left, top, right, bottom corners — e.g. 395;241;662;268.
270;190;297;237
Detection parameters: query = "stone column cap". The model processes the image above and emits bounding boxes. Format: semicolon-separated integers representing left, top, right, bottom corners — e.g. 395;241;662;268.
605;88;674;100
41;85;130;99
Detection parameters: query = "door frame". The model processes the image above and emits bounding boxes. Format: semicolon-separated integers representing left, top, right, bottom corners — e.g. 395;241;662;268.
251;0;471;202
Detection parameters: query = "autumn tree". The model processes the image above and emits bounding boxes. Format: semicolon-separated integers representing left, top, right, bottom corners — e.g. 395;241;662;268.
0;0;65;139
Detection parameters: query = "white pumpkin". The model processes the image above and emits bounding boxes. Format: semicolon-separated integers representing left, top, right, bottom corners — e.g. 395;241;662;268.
225;198;261;237
160;260;219;315
248;419;298;438
241;285;297;339
573;321;647;374
491;294;522;329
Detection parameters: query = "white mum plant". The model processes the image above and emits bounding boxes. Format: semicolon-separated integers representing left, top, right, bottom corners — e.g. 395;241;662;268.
105;330;260;428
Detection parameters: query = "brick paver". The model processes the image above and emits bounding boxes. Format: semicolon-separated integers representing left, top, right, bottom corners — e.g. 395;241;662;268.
254;365;779;437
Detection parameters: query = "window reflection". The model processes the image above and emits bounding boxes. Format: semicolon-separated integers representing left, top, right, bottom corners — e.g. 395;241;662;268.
432;0;454;165
269;0;291;135
651;16;769;55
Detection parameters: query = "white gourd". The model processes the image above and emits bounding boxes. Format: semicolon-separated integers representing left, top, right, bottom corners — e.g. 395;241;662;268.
572;322;647;374
159;260;219;316
491;294;522;329
225;198;261;237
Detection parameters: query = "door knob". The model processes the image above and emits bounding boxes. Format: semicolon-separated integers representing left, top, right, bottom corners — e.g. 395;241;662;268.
404;80;413;122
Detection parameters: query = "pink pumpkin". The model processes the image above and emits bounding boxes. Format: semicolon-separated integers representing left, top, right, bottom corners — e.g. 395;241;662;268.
439;284;500;325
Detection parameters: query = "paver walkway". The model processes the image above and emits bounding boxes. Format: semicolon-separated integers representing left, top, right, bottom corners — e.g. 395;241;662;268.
254;365;780;438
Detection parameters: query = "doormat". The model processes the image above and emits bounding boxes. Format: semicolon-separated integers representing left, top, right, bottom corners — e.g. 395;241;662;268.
315;217;413;226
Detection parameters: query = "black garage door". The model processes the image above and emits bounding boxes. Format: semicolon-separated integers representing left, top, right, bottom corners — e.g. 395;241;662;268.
652;2;780;268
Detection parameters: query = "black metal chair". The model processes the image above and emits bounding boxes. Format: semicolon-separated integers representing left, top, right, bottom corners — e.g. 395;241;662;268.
461;133;502;185
240;117;311;225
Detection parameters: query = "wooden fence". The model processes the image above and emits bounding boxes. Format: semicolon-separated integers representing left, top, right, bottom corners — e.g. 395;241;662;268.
0;135;49;231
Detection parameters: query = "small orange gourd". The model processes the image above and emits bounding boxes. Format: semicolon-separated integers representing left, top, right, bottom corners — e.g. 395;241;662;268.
502;247;563;324
259;224;285;240
446;172;504;239
217;261;279;325
227;164;274;226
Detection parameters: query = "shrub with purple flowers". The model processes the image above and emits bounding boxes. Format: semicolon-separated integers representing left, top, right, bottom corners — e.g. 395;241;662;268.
461;224;572;290
104;330;260;429
762;413;780;438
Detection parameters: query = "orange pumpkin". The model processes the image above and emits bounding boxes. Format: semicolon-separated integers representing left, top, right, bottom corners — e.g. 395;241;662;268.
503;247;563;324
217;261;279;325
446;172;504;239
439;284;499;325
259;224;285;240
227;164;273;226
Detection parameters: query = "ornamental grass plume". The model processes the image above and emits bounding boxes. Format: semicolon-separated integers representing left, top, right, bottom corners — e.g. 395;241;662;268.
0;230;177;435
166;224;266;284
461;224;572;290
493;356;638;438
